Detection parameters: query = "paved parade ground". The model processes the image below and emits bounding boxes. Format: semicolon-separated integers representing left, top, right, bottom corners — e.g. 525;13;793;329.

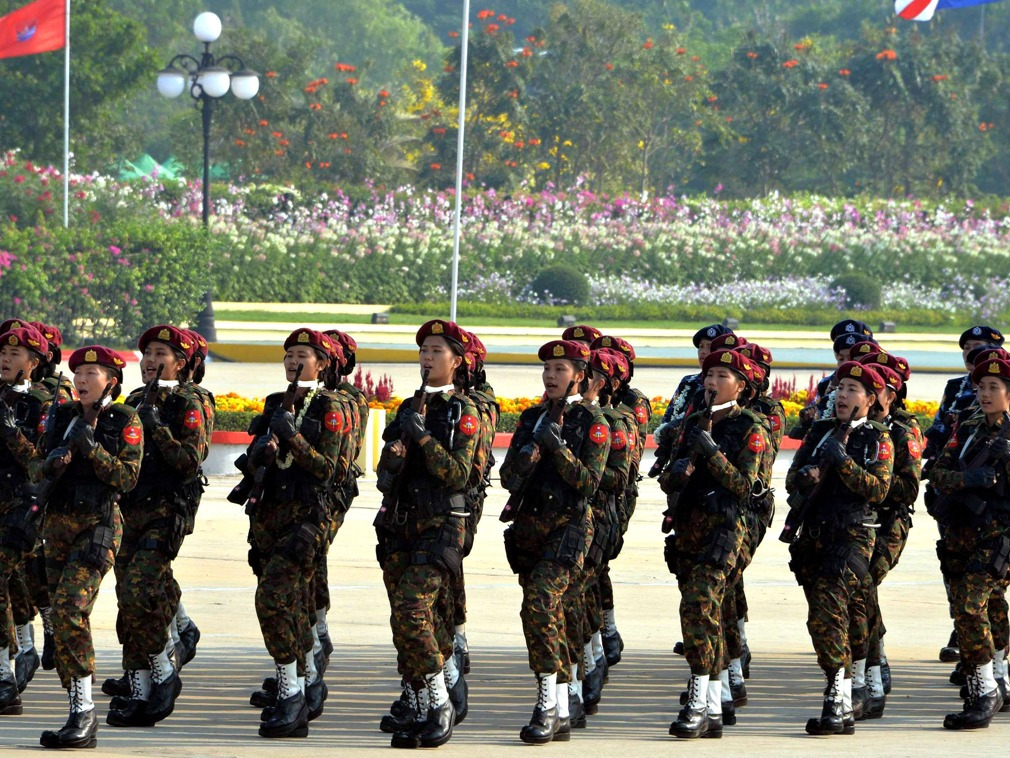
3;453;1009;755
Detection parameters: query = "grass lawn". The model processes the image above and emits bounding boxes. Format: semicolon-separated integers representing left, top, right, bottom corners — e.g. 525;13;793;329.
215;308;963;334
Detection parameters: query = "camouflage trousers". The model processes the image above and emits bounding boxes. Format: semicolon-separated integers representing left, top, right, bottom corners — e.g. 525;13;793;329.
311;508;347;616
380;515;463;681
943;523;1010;667
510;509;586;682
45;507;122;689
0;545;34;652
723;513;759;661
251;506;323;672
115;499;179;670
799;526;875;673
562;513;598;671
865;513;911;664
673;510;745;677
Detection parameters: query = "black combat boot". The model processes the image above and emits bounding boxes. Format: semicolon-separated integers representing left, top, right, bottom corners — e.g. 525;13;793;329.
106;669;154;727
381;686;417;734
40;676;98;749
0;674;23;716
447;669;468;724
944;662;1002;730
305;678;326;721
569;691;586;728
415;671;455;748
603;630;624;666
520;673;559;745
259;663;309;738
805;668;846;735
670;674;710;739
390;683;424;749
177;621;201;667
583;658;603;715
144;654;182;724
41;609;56;671
939;629;960;663
15;647;39;693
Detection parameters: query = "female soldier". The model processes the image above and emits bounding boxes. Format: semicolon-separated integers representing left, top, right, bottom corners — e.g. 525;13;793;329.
0;326;50;712
784;361;893;736
374;319;479;749
241;328;343;738
662;349;765;739
928;356;1010;730
105;326;205;729
500;340;608;745
35;345;141;749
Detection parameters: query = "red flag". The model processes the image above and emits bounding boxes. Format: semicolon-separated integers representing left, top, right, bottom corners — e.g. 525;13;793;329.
0;0;66;60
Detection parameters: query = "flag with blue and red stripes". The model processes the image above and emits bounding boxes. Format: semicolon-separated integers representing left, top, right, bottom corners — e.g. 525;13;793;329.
897;0;1003;21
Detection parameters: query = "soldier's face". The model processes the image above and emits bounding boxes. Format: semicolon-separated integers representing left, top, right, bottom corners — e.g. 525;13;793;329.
963;340;989;370
703;366;745;405
284;346;327;382
142;341;186;382
0;344;38;383
977;376;1010;417
543;359;583;400
697;340;713;365
419;336;461;386
835;378;873;422
835;348;851;365
74;365;116;403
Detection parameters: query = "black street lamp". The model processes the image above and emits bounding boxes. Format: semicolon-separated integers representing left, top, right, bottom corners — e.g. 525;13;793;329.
156;12;259;341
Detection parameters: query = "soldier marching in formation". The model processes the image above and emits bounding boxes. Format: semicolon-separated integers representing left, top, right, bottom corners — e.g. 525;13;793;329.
5;311;1010;746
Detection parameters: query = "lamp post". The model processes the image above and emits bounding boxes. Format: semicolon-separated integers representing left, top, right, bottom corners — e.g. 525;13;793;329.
157;12;259;341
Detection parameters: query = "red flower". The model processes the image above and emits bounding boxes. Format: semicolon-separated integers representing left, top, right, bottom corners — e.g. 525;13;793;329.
838;68;850;76
278;139;290;147
243;128;256;135
272;131;283;138
783;59;799;69
320;162;331;169
334;62;356;72
328;133;340;140
817;82;829;90
931;74;948;82
485;23;499;34
378;100;387;107
528;138;541;146
514;140;525;149
265;71;277;78
642;38;654;50
505;60;519;68
521;47;533;57
448;31;459;38
432;127;447;135
378;90;390;98
526;35;537;43
476;9;495;20
676;47;686;55
431;163;442;170
305;162;312;169
684;75;694;82
466;172;474;181
346;77;358;85
746;51;758;59
498;13;507;21
604;62;614;71
310;103;322;111
344;147;352;154
691;55;700;62
234;139;246;147
876;49;897;61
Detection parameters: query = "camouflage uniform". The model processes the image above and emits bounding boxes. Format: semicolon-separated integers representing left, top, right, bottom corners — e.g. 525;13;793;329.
34;400;142;688
785;418;893;673
243;386;343;672
666;407;765;677
500;400;608;681
115;384;207;672
0;383;48;657
563;401;630;666
375;392;479;681
929;416;1010;667
865;411;921;664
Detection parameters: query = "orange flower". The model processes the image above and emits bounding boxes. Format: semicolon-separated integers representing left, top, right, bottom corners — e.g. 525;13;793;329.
305;161;312;169
234;139;246;147
691;55;700;62
980;122;989;132
684;75;694;82
243;128;256;135
346;77;358;85
334;62;356;72
340;132;348;139
642;38;654;50
431;163;442;170
274;149;284;156
304;86;317;94
505;60;519;68
278;139;290;147
931;74;948;82
817;82;828;90
265;71;277;78
477;9;495;19
515;140;525;149
320;162;331;169
498;13;507;21
432;127;447;135
746;51;758;59
707;95;718;103
604;62;614;71
466;172;475;181
526;35;537;43
378;90;390;98
378;100;387;106
344;147;352;154
486;23;499;33
838;68;850;76
509;89;518;98
448;30;459;38
521;47;533;57
310;103;322;111
876;49;897;61
676;47;686;55
272;131;283;138
258;119;269;127
528;137;541;146
783;59;799;68
328;132;339;140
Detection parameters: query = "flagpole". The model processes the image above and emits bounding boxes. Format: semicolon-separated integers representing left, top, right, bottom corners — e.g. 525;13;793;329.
449;0;470;323
62;0;69;227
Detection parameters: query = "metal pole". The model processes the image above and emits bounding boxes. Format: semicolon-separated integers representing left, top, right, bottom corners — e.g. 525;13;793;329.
201;96;213;228
449;0;470;323
62;0;70;227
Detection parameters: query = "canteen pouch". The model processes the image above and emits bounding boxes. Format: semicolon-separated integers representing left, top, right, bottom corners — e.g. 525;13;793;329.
81;525;116;571
503;525;537;575
411;518;464;577
283;522;321;565
544;521;585;569
664;534;679;576
700;527;736;570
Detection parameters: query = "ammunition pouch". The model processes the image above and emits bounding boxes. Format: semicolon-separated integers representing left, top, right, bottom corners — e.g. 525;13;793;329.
227;474;253;505
820;541;870;582
503;525;538;575
248;546;262;577
700;527;736;570
0;502;43;555
788;539;816;587
989;535;1010;579
137;515;187;560
663;534;679;576
411;518;465;578
79;524;117;571
282;522;322;566
543;521;586;569
376;468;398;495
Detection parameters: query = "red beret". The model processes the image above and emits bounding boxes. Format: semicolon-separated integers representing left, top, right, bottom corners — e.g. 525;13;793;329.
416;319;469;354
0;326;48;357
465;331;487;362
972;358;1010;385
323;330;355;368
849;341;882;360
139;325;197;361
69;345;127;377
596;348;630;381
182;329;209;360
970;346;1010;367
539;339;590;364
836;361;885;394
710;333;748;351
736;342;773;366
590;335;636;361
29;321;63;349
588;349;619;379
702;349;757;384
0;319;28;335
751;363;767;385
562;324;603;344
284;328;336;359
858;351;911;382
875;365;903;394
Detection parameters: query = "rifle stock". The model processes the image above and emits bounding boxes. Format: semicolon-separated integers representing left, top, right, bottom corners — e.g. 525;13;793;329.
660;390;714;534
374;369;431;526
244;362;304;512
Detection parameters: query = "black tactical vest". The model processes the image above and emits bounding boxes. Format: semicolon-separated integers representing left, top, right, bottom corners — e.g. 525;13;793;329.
124;389;193;503
805;419;887;530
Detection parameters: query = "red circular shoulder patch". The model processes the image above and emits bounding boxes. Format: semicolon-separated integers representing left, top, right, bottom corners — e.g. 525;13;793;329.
878;440;892;462
635;406;648;424
325;411;343;433
747;432;765;454
123;425;142;446
183;409;201;430
589;423;609;445
629;430;637;448
459;414;479;437
770;415;781;433
907;437;921;460
611;429;627;451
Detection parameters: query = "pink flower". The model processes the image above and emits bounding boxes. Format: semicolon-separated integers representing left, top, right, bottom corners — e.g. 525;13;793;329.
144;284;155;293
13;175;25;184
12;297;20;306
108;245;121;256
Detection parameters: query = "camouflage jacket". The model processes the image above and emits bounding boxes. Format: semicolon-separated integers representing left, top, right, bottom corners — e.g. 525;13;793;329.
752;394;786;453
598;404;633;497
881;413;922;513
0;383;49;498
929;415;1010;510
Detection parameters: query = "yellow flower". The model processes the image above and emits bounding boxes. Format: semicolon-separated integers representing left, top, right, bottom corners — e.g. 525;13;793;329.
412;59;427;72
537;161;551;170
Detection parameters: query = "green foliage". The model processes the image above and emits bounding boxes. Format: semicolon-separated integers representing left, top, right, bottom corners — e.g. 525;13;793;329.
527;265;590;306
831;273;882;309
215;410;257;431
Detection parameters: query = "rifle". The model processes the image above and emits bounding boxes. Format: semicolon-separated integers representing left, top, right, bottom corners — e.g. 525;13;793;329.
931;411;1010;518
242;362;303;513
660;390;714;534
0;369;25;407
499;380;574;523
142;363;165;408
374;369;431;525
778;416;865;543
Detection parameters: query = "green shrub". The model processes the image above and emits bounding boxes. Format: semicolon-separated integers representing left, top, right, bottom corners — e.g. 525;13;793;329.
831;273;882;310
215;410;257;432
527;265;590;306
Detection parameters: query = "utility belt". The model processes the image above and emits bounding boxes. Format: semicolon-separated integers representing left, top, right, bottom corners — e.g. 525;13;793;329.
937;534;1010;581
521;479;584;518
49;481;118;518
503;519;585;575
